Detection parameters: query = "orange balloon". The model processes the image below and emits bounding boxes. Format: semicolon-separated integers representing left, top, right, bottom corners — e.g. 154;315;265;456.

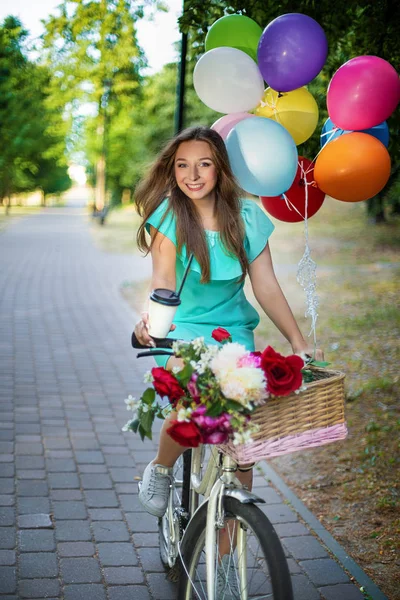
314;132;391;202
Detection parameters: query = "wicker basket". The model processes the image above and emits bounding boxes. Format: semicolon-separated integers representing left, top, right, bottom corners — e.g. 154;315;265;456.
220;367;347;463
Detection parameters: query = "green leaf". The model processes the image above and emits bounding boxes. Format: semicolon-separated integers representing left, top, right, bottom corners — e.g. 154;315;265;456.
225;400;244;412
130;418;140;433
206;401;223;417
302;370;314;383
307;360;331;368
140;408;155;435
175;363;194;387
138;424;151;441
142;387;156;405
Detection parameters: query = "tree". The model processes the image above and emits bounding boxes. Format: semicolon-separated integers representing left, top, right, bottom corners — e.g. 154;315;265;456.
0;16;70;212
180;0;400;221
42;0;147;211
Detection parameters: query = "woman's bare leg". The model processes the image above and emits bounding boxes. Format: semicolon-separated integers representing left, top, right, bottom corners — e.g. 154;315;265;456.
218;466;253;558
152;356;186;468
153;411;185;467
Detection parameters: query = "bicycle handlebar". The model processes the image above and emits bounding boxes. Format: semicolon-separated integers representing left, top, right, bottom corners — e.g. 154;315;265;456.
131;331;177;358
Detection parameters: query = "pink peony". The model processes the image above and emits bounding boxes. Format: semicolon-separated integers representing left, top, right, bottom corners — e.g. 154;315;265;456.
191;406;232;444
237;352;262;368
187;374;200;402
202;430;230;444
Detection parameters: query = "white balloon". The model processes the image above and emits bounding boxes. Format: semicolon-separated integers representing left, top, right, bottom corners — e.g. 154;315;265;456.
193;47;265;114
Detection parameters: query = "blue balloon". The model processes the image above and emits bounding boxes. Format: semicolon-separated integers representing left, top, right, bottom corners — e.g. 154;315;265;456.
320;117;389;149
226;117;298;197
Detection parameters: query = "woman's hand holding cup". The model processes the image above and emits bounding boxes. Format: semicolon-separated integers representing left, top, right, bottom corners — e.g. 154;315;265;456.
134;311;176;348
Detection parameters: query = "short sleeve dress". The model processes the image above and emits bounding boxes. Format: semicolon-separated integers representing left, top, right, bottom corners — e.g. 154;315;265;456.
145;198;275;367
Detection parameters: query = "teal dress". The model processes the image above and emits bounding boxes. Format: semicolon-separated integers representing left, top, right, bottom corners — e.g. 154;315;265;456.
146;198;275;367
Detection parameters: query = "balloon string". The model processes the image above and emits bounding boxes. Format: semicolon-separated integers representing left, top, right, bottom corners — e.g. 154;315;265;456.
320;127;338;138
295;160;319;355
281;192;305;219
258;95;285;128
303;126;339;176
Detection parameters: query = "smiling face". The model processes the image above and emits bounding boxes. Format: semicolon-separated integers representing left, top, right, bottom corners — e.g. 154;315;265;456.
174;140;218;204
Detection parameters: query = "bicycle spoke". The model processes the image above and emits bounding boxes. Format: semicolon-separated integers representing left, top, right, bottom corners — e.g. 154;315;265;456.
182;517;278;598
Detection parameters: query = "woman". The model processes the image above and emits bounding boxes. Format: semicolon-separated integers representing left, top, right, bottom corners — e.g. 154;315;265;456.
134;126;322;521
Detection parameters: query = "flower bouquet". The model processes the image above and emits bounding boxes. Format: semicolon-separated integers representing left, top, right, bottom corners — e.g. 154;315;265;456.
122;328;326;449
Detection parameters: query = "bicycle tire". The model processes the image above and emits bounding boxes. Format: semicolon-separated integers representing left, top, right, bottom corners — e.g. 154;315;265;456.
178;496;293;600
159;449;192;569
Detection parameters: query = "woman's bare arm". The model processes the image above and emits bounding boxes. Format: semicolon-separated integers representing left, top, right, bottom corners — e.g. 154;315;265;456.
249;243;323;359
148;226;177;293
135;227;177;346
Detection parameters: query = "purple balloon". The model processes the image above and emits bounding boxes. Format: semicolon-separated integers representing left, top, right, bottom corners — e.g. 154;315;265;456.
257;13;328;92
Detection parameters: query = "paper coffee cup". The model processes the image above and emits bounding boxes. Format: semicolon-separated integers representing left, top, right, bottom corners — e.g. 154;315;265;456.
148;288;181;339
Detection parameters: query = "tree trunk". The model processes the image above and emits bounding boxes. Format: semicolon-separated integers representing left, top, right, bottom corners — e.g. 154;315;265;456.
95;153;106;211
367;196;386;224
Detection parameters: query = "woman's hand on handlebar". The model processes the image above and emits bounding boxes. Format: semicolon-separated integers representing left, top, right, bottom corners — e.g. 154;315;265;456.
134;312;176;348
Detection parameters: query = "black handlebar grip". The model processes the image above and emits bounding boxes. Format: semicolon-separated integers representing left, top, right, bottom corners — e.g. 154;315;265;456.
131;331;148;349
131;331;176;349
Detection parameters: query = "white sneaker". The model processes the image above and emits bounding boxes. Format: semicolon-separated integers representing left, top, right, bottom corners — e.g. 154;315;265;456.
138;461;173;518
216;554;240;600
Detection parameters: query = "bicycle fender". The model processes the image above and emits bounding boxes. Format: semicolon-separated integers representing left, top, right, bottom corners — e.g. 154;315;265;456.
224;488;266;505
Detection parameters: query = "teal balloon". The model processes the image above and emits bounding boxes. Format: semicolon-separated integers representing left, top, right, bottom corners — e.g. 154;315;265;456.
226;117;298;197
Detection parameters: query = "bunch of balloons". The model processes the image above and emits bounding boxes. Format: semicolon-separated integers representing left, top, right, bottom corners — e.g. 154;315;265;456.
193;12;400;221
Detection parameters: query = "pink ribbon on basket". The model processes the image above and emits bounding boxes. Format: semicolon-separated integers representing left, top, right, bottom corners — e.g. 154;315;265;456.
220;423;348;463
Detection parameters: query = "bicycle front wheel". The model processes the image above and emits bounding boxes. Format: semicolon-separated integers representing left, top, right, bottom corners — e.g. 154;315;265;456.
178;496;293;600
159;449;191;569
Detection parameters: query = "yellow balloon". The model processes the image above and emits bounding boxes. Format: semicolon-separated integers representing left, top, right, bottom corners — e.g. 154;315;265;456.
254;87;319;145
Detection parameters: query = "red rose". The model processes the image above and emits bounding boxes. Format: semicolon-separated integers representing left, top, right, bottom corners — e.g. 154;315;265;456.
261;346;304;397
151;367;185;403
211;327;232;343
167;420;202;448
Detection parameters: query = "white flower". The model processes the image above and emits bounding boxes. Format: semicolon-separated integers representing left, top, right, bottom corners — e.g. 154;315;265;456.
232;429;254;446
218;367;268;406
122;417;136;432
161;404;173;418
124;395;137;411
141;404;149;413
172;365;182;375
177;407;193;422
192;337;205;352
197;346;219;373
211;343;248;378
143;370;153;383
172;340;182;354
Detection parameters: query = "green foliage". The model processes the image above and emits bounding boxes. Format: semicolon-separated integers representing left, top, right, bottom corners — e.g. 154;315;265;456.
41;0;147;204
124;60;220;186
0;16;70;204
175;362;194;387
180;0;400;219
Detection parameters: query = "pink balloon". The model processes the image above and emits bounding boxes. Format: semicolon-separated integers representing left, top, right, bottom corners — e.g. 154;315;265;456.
211;112;256;140
327;56;400;131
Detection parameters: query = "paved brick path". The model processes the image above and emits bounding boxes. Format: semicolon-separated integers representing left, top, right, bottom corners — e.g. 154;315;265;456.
0;207;378;599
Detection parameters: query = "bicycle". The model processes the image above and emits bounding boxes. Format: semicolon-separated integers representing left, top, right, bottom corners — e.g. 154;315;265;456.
132;332;294;600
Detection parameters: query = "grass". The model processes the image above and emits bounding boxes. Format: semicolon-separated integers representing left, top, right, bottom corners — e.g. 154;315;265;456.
89;204;141;253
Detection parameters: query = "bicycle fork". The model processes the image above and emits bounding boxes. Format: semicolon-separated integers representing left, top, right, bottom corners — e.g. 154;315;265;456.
205;457;258;600
205;476;224;600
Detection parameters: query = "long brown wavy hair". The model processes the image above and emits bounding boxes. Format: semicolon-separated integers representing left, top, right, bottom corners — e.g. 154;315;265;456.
135;126;249;283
